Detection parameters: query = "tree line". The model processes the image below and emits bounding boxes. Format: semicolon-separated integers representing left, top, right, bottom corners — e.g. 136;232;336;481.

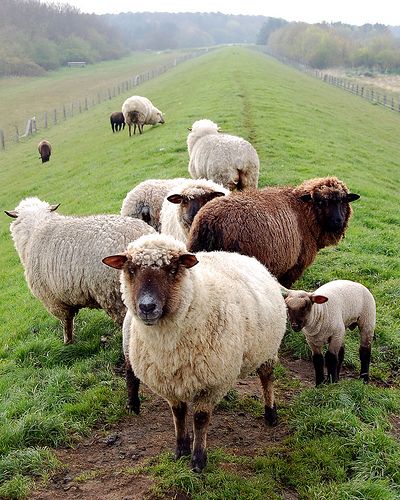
257;18;400;72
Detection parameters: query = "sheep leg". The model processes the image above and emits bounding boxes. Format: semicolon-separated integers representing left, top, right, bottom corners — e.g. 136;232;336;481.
126;361;141;414
191;405;212;473
309;344;325;386
128;124;132;137
58;307;77;344
171;401;191;459
133;123;137;135
257;361;278;426
139;124;143;134
325;350;339;383
337;346;345;380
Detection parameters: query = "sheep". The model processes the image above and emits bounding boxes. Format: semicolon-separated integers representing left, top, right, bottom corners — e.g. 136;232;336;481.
187;119;260;190
121;178;187;231
188;176;360;288
282;280;376;385
110;111;125;132
103;233;287;472
160;178;228;243
5;197;155;344
121;95;164;136
38;140;51;163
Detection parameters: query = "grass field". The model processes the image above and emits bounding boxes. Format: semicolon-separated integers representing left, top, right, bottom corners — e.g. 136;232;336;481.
0;46;399;499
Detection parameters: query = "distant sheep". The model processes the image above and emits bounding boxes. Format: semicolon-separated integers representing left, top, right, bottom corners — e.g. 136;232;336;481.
110;111;125;132
5;197;155;343
121;178;187;231
122;95;164;136
187;119;260;190
283;280;375;385
103;233;287;472
160;178;228;243
38;140;51;163
188;176;360;287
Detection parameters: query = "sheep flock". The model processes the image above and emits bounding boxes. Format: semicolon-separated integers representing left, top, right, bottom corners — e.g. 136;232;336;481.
7;90;374;474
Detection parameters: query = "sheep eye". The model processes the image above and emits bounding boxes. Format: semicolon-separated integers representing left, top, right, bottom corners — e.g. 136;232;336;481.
169;266;178;276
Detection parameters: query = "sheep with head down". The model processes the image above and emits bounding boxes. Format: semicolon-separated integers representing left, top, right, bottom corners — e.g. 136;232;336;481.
188;176;360;287
103;233;287;472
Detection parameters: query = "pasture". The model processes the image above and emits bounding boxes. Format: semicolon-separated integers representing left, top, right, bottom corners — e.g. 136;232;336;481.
0;46;399;499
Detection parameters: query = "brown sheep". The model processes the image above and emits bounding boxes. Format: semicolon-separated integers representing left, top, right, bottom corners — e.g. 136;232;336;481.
110;111;125;133
187;177;360;287
38;140;52;163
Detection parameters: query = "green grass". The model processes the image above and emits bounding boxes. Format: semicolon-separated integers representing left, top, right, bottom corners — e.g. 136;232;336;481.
0;46;399;498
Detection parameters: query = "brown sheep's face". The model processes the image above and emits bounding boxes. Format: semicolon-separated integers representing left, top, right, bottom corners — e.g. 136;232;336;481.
301;193;360;233
284;292;328;331
167;192;226;230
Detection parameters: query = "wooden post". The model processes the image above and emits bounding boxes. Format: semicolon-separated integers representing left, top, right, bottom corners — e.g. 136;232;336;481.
53;109;57;124
85;97;88;111
15;125;19;143
0;129;5;150
63;105;67;120
391;97;395;111
108;88;111;100
44;112;48;128
371;89;374;101
71;103;74;116
97;92;101;104
383;94;387;106
79;101;82;113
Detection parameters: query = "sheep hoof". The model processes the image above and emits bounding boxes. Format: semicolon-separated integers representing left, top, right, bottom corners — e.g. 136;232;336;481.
127;399;141;415
175;436;191;459
264;404;278;426
360;373;369;384
190;450;207;473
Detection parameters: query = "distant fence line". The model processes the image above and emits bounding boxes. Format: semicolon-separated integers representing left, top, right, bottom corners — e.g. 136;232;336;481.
256;46;400;114
0;48;213;151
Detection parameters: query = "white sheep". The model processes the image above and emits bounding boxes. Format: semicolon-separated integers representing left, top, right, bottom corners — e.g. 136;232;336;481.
103;233;287;472
283;280;376;385
121;178;187;231
187;119;260;190
5;197;155;343
122;95;164;136
160;178;228;243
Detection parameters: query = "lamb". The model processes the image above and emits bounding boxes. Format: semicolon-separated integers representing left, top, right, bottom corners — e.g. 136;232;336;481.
282;280;375;385
121;178;187;231
38;139;51;163
160;178;228;243
103;233;287;472
110;111;125;132
188;176;360;287
122;95;164;136
187;119;260;190
5;197;155;344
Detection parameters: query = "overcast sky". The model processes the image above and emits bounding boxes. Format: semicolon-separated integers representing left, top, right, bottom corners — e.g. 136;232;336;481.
57;0;399;26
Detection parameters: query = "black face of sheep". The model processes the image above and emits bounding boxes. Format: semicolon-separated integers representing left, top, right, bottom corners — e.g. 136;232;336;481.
103;254;198;325
167;191;226;230
300;193;360;233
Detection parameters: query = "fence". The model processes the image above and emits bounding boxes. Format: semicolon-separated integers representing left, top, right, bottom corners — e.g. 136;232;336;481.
0;48;213;151
255;46;400;114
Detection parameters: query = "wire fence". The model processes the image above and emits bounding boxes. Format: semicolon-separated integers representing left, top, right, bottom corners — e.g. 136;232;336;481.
256;46;400;114
0;48;213;151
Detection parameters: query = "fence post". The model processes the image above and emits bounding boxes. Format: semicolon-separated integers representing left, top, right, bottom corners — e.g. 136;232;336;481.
97;92;101;104
63;105;67;120
79;101;82;113
108;88;111;100
391;97;395;111
71;103;74;117
44;112;48;128
53;109;57;124
15;126;19;143
0;129;4;150
85;97;88;111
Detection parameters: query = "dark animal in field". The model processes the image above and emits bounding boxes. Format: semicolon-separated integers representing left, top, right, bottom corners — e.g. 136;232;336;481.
38;140;52;163
110;111;125;132
187;177;360;288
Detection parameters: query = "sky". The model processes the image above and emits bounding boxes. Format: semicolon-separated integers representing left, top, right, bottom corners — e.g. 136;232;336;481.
56;0;400;26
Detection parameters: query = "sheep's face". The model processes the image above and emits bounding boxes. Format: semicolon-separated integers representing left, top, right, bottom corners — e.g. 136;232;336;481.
300;192;360;233
157;112;165;124
284;292;328;331
167;191;226;230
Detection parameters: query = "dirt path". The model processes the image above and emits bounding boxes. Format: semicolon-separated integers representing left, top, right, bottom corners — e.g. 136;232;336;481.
30;358;318;499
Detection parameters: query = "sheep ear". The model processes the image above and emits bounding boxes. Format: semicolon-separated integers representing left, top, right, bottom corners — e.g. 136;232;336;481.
167;194;183;204
179;254;198;269
209;191;226;200
102;254;128;269
300;194;312;202
4;210;18;218
50;203;60;212
347;193;360;202
311;294;328;304
187;127;192;131
280;286;289;298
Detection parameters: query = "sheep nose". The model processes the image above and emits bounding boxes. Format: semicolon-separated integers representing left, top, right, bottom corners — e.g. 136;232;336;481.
139;302;156;314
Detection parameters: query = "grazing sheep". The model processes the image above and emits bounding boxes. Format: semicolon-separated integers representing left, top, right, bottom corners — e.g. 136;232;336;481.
122;95;164;136
187;119;260;190
38;140;51;163
121;178;187;231
188;177;360;287
103;233;287;472
5;197;155;343
283;280;375;385
110;111;125;132
160;178;228;243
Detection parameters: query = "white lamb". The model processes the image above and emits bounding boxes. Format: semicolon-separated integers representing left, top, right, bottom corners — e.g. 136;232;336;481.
5;197;155;343
283;280;376;386
121;178;187;231
187;119;260;190
103;233;287;472
122;95;164;136
160;178;228;243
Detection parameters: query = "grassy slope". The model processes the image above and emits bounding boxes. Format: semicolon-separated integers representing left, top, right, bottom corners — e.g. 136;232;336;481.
0;46;399;498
